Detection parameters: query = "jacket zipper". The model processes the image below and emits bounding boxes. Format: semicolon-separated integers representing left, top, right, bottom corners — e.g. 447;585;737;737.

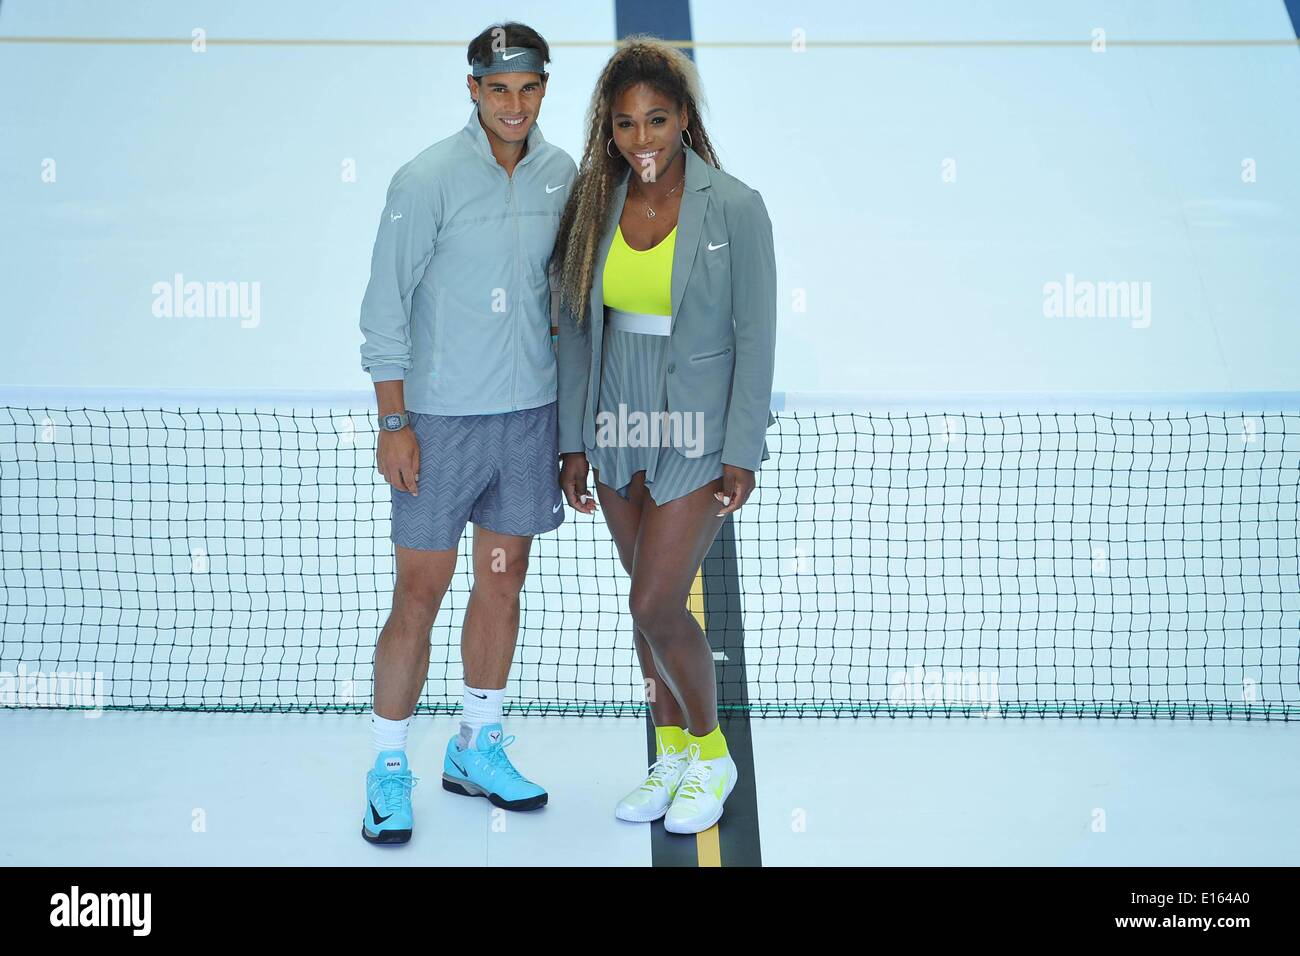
510;173;520;409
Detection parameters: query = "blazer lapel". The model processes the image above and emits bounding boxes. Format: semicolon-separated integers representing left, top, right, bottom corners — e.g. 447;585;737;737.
670;149;709;333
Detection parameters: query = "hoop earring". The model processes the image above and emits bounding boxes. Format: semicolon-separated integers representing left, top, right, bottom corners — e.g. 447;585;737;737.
606;138;618;158
681;129;693;149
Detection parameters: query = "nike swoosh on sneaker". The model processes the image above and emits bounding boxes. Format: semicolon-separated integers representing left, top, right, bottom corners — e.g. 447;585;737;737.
370;801;393;825
449;755;469;776
712;771;730;799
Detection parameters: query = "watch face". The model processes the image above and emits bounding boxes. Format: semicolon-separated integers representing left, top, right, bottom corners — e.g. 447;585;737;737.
383;414;401;430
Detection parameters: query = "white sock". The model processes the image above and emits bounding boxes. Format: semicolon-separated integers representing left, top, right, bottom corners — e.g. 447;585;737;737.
457;684;504;750
372;712;412;755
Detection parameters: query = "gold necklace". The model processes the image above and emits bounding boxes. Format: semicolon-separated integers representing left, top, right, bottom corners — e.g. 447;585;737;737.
631;171;684;219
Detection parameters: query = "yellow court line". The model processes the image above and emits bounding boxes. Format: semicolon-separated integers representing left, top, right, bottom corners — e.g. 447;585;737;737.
696;822;722;867
1;35;1298;49
688;567;706;630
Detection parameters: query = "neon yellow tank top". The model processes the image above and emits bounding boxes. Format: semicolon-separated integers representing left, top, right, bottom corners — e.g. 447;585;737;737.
602;224;676;316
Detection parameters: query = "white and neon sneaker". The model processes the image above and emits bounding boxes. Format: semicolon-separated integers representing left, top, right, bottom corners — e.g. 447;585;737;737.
615;745;691;823
663;743;738;834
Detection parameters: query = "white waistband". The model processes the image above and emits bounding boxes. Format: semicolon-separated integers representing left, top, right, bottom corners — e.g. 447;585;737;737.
606;307;671;336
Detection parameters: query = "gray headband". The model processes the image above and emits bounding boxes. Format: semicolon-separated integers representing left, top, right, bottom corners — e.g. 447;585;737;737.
470;46;547;78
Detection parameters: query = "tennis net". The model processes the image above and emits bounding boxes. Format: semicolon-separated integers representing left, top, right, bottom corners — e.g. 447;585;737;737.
2;388;1297;718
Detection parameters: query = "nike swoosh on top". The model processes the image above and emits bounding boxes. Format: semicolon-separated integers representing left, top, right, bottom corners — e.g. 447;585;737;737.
546;183;565;194
390;211;403;221
708;241;728;251
370;802;393;825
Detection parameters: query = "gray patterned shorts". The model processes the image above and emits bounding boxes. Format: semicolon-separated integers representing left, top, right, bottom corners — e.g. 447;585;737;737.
390;402;564;551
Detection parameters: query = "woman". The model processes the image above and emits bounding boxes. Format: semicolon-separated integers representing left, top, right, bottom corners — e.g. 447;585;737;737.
551;37;777;834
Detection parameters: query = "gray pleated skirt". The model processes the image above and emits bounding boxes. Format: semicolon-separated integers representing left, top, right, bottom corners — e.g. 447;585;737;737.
586;326;724;506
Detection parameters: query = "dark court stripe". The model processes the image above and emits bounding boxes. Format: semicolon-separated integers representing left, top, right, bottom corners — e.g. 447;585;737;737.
700;519;762;867
615;0;695;61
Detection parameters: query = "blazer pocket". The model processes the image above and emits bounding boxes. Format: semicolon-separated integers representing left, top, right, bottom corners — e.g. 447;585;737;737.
689;346;733;363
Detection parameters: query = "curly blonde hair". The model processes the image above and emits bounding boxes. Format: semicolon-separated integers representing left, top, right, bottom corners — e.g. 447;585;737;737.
549;36;720;322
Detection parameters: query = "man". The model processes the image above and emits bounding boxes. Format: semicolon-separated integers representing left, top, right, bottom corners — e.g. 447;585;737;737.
357;22;575;845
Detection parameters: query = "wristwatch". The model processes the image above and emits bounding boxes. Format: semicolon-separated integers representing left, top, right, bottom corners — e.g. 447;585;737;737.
378;411;410;432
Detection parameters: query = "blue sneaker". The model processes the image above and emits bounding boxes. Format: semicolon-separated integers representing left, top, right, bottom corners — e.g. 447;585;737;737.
442;723;547;811
361;750;419;845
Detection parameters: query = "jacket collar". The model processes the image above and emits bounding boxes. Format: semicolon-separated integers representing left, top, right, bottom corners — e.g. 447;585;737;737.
463;106;545;168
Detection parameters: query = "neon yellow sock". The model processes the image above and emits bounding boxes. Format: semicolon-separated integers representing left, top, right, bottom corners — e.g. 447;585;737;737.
689;725;728;761
655;725;688;757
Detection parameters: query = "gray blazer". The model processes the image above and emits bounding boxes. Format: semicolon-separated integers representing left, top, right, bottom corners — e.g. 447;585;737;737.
555;147;777;471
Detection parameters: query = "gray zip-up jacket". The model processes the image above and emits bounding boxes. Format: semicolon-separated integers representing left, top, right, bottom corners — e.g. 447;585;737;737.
359;108;577;415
